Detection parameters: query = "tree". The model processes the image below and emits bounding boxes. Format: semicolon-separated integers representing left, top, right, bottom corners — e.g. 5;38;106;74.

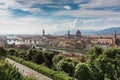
87;47;120;80
43;51;55;67
87;46;103;60
74;63;92;80
26;48;37;61
52;54;65;69
0;47;7;58
87;46;105;80
7;48;16;55
56;58;78;77
31;50;44;64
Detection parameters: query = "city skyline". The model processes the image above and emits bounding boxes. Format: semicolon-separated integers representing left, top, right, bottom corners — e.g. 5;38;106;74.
0;0;120;34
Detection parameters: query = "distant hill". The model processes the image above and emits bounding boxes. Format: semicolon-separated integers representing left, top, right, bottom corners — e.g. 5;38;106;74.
54;29;96;35
94;27;120;35
54;27;120;35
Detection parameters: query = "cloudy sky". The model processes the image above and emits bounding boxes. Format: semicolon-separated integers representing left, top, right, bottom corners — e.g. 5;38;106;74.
0;0;120;34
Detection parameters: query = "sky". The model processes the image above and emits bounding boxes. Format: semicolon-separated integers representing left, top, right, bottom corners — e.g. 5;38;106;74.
0;0;120;34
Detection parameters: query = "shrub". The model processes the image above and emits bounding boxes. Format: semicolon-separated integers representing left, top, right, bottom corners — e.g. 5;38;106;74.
0;59;23;80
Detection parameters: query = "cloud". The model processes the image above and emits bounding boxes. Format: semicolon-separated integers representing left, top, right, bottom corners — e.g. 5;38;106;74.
20;8;42;13
0;9;12;16
0;0;15;16
60;18;120;31
16;0;53;5
73;0;89;3
0;0;44;15
62;19;78;30
47;5;61;8
54;9;120;19
13;0;43;13
80;19;103;24
0;0;120;34
0;16;71;34
64;5;71;10
79;0;120;9
0;15;120;34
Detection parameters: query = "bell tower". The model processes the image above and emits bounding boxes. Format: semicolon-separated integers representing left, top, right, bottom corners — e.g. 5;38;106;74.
113;30;117;45
43;29;45;36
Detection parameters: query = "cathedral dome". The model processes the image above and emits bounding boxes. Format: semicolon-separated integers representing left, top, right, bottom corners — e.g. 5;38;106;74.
76;29;81;35
76;29;81;38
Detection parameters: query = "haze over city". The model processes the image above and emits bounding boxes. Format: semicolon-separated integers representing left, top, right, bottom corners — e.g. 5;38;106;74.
0;0;120;34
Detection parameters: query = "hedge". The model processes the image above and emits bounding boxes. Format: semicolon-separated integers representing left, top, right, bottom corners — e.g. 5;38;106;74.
7;55;73;80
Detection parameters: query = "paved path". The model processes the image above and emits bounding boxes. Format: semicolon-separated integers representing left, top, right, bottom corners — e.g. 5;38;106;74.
6;58;52;80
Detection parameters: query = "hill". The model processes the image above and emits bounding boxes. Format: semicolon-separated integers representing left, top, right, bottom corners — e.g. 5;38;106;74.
54;27;120;35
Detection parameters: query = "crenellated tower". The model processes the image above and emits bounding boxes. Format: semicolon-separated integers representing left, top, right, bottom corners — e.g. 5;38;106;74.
113;30;117;45
43;29;45;36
